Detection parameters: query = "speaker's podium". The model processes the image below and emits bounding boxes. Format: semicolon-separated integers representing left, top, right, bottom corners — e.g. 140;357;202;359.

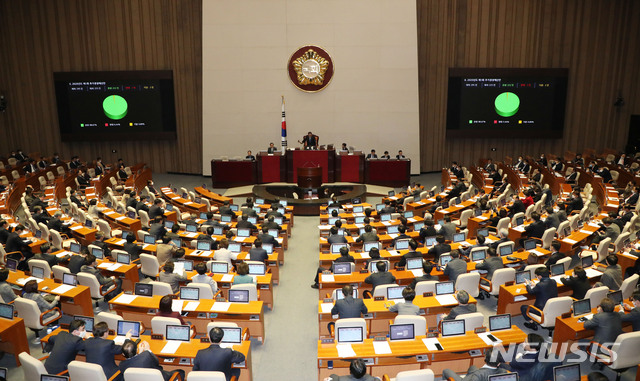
297;166;322;188
287;148;335;184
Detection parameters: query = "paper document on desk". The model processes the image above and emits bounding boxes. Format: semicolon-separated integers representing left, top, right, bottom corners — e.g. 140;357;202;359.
411;269;423;277
529;249;545;257
387;250;401;257
320;303;333;314
172;300;184;313
514;295;528;302
221;274;234;282
336;343;357;358
422;338;442;351
382;221;392;226
579;229;592;235
52;285;75;294
107;263;123;271
161;341;182;354
16;277;42;285
321;274;335;282
173;262;185;274
234;237;246;243
408;218;416;223
56;251;72;258
588;222;600;228
373;341;392;355
69;225;83;231
116;216;126;221
186;232;198;238
113;294;137;304
584;268;603;278
211;302;231;312
114;239;127;245
563;238;577;244
513;226;525;232
478;332;503;346
184;301;200;311
476;216;488;221
199;250;213;257
435;294;458;305
388;233;399;239
359;252;370;259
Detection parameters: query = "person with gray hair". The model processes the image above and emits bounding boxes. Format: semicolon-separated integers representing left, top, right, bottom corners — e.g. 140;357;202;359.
47;210;72;236
441;290;477;320
490;228;509;249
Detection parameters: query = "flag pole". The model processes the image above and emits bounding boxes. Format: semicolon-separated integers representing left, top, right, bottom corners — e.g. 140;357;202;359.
281;95;288;154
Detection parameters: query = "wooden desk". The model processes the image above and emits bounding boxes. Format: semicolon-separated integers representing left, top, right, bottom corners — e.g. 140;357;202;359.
256;153;286;183
101;209;142;233
364;160;410;187
0;317;30;366
194;186;233;206
109;293;266;343
288;149;335;183
336;153;364;183
317;295;477;337
211;160;257;188
161;187;207;214
317;327;526;380
7;270;94;316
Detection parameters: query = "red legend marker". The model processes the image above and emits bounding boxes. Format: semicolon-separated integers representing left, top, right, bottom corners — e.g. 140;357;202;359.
105;123;108;126
494;120;497;124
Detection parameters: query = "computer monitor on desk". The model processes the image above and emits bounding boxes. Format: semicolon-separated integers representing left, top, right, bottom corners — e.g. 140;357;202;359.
117;320;141;338
524;239;537;251
353;205;363;213
435;281;455;295
41;375;69;381
332;262;351;275
229;289;249;303
363;242;380;253
134;282;153;297
489;314;511;331
32;266;44;279
336;326;364;343
395;239;410;251
63;273;78;286
550;263;565;276
335;288;358;300
607;290;623;305
210;261;229;274
166;325;191;342
73;315;94;332
0;303;14;320
180;286;200;301
471;249;486;262
515;271;531;284
386;286;406;301
143;235;156;244
439;254;452;267
553;363;580;381
70;242;81;254
213;226;224;235
572;299;591;317
92;247;104;259
331;243;348;254
228;242;242;253
248;263;266;275
237;228;250;238
197;241;212;251
389;323;415;341
425;237;437;247
477;228;489;238
406;257;423;270
453;233;466;243
441;319;465;337
387;225;400;235
489;374;518;381
499;245;513;257
220;326;243;346
581;255;594;268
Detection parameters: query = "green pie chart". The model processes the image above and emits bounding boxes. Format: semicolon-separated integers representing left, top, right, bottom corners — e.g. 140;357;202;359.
494;92;520;117
103;95;128;120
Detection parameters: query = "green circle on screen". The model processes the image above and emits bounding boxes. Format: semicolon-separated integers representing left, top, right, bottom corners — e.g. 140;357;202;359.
494;92;520;117
103;95;128;120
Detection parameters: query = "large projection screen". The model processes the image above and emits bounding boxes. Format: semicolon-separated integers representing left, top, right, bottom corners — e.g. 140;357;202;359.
202;0;420;176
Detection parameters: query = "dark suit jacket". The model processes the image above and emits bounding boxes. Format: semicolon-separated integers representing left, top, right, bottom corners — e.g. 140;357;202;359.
443;303;477;320
525;221;546;239
620;306;640;331
364;271;396;291
0;228;9;245
70;195;84;208
91;240;112;258
331;296;368;318
126;197;138;209
408;274;439;289
149;205;165;219
30;252;59;268
397;251;423;268
625;193;639;205
149;223;167;239
44;331;84;374
68;255;85;274
504;351;541;381
119;350;173;381
327;234;348;244
527;276;558;310
193;344;245;380
249;248;268;262
5;232;31;254
427;243;451;262
257;233;278;247
136;201;150;213
475;256;504;280
584;311;623;344
544;252;565;268
560;275;590;300
47;218;66;233
443;258;467;283
34;212;51;225
83;337;123;381
545;213;561;229
419;226;438;241
124;242;143;261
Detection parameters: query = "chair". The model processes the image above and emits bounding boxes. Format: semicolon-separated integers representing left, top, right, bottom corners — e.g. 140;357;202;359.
511;212;525;227
52;265;70;281
455;312;484;331
11;170;20;180
402;196;414;210
56;166;65;176
77;272;117;307
394;315;426;336
414;281;438;296
524;264;546;279
594;237;612;263
124;368;183;381
188;282;216;299
139;210;150;228
525;296;573;335
384;369;434;381
588;331;640;381
187;372;228;381
28;259;52;279
556;221;570;238
610;232;630;254
19;352;49;380
556;256;572;272
68;360;120;381
479;268;516;298
14;298;62;340
455;272;480;297
454;209;473;229
137;229;150;242
229;283;258;301
584;286;609;309
149;281;174;296
151;316;183;336
50;229;76;250
140;254;161;279
620;274;639;300
334;318;367;340
38;176;47;189
97;219;121;239
46;171;55;183
496;241;515;256
367;260;390;273
96;311;123;330
534;227;556;250
373;284;400;299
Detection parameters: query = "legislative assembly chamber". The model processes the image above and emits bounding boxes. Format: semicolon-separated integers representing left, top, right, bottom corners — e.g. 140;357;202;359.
0;1;639;381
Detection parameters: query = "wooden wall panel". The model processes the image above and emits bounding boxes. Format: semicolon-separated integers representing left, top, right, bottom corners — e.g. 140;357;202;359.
417;0;640;171
0;0;202;174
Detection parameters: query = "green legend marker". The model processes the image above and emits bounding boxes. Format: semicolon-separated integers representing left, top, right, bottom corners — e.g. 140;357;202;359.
103;95;128;120
494;92;520;117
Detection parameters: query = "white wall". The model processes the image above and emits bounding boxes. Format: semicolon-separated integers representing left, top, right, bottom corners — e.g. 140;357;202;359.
202;0;420;175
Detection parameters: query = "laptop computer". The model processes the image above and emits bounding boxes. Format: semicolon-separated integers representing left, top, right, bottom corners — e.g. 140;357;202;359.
489;374;518;381
186;224;198;233
353;205;364;213
228;289;250;303
41;375;70;381
524;239;537;251
172;238;183;248
179;286;200;301
515;217;524;226
248;263;266;275
364;242;380;252
134;282;153;296
164;220;175;229
389;323;415;341
166;325;191;342
435;281;455;295
330;243;348;254
197;241;211;251
406;257;423;270
85;219;94;228
336;326;364;343
210;261;229;274
553;364;580;381
63;273;77;286
31;266;45;279
262;243;273;254
0;303;14;320
471;249;486;262
92;247;104;259
335;288;358;300
219;326;243;348
499;245;513;257
237;228;250;238
453;233;466;243
441;319;465;337
387;225;400;234
221;215;232;222
354;216;365;224
5;258;18;271
386;286;406;301
413;221;424;231
73;315;94;332
230;204;239;212
395;239;410;251
69;242;81;254
404;211;414;218
516;271;531;284
550;263;565;276
573;299;591;317
477;228;489;238
439;254;452;267
425;237;437;247
143;235;156;244
116;252;131;265
213;226;224;235
380;214;392;222
332;262;352;275
581;255;594;268
228;242;242;253
489;314;512;331
607;290;623;305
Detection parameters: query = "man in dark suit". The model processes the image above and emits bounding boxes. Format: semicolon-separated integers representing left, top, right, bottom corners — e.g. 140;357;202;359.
524;212;546;239
76;169;91;188
267;142;278;154
149;216;167;240
397;240;423;268
621;291;640;331
47;211;72;236
91;231;112;259
265;204;284;219
83;322;129;381
591;217;620;245
440;216;457;241
328;358;377;381
443;250;467;284
68;189;85;209
356;225;379;243
408;261;439;289
500;333;545;379
566;190;584;214
32;206;51;226
521;267;558;330
584;297;624;365
148;198;165;219
126;191;139;210
427;235;451;263
450;162;464;179
380;200;395;214
419;220;438;243
80;254;122;301
475;247;504;280
193;327;245;381
300;131;319;149
544;241;565;268
261;215;281;232
331;285;368;318
5;224;33;264
23;159;38;174
37;156;48;170
544;206;561;229
327;226;347;244
136;195;150;214
119;340;184;381
364;261;396;292
624;187;639;206
240;202;258;218
443;347;507;381
0;220;10;245
257;226;279;248
123;233;143;261
30;242;67;269
44;319;87;375
248;239;268;262
508;194;526;217
485;159;496;173
441;290;477;320
366;149;378;159
218;200;236;217
312;246;355;289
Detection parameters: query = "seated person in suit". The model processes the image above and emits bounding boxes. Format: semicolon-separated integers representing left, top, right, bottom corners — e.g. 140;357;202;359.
327;226;348;244
156;236;178;265
47;211;73;236
193;327;246;381
560;266;590;300
191;262;218;293
443;347;507;381
621;291;640;331
356;224;379;243
84;322;129;381
245;150;255;161
158;261;187;294
156;294;186;324
443;249;467;284
475;247;504;281
218;200;236;217
312;246;355;289
380;151;391;159
409;261;438;289
396;239;422;268
525;212;546;239
257;225;279;247
396;150;405;159
165;224;181;240
149;216;167;240
598;255;623;291
0;269;18;303
22;279;60;343
267;142;278;153
91;231;112;259
148;198;165;220
248;239;268;262
441;290;477;320
30;242;67;268
76;168;91;187
419;219;438;242
389;286;420;315
300;131;319;149
44;319;87;375
68;248;88;274
584;297;624;368
327;358;379;381
80;253;123;301
233;262;256;285
591;217;620;245
120;340;185;381
544;241;565;268
32;205;51;225
364;261;396;293
427;234;451;263
366;149;378;159
136;195;150;214
5;224;33;266
522;267;558;330
331;285;368;319
236;214;257;232
123;233;143;261
499;333;545;379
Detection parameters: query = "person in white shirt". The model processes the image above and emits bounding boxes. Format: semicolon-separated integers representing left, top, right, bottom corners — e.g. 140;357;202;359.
213;238;238;267
191;262;217;293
